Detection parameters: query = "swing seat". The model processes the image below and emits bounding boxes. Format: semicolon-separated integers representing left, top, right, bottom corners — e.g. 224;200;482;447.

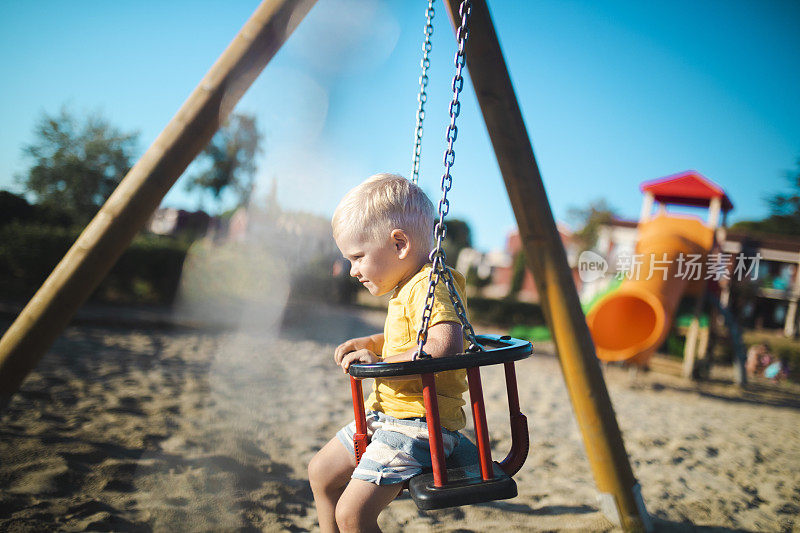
411;438;517;510
349;334;532;511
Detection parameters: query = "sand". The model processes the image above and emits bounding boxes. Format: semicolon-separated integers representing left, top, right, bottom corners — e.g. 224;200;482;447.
1;302;799;532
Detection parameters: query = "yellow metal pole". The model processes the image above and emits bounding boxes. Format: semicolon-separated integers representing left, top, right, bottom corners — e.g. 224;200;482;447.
0;0;317;409
443;1;650;530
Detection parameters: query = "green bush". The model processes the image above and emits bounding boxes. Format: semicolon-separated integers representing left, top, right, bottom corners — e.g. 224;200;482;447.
98;234;189;304
0;222;189;305
0;222;76;300
0;190;34;225
0;190;76;227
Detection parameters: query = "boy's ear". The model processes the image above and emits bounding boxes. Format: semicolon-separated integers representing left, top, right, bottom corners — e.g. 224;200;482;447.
391;229;411;259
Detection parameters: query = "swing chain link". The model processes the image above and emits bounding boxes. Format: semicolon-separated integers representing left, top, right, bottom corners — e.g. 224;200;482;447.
414;0;481;361
410;0;436;186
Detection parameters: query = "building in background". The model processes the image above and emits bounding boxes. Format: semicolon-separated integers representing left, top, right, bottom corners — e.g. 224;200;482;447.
458;225;581;302
147;208;212;238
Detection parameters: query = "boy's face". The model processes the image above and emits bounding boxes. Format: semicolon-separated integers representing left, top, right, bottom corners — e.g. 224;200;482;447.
335;230;415;297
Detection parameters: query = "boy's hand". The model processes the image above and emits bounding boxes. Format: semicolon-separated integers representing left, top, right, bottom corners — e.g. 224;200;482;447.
334;336;375;366
338;349;380;373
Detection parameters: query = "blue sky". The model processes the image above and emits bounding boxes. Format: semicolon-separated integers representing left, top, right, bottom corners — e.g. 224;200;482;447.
1;0;798;251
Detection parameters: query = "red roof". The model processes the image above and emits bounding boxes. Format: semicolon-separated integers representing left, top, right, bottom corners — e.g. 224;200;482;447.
640;170;733;212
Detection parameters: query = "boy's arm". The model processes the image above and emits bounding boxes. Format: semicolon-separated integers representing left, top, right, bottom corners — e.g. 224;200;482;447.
371;333;385;354
338;322;462;372
334;333;384;367
380;321;462;363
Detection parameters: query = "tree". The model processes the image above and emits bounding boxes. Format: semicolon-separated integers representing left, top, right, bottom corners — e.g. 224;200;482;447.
442;218;472;268
730;158;800;237
18;107;139;225
567;199;618;251
0;191;33;226
186;113;262;210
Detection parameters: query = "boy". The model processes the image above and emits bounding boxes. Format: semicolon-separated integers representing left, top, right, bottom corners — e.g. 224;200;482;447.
309;174;470;533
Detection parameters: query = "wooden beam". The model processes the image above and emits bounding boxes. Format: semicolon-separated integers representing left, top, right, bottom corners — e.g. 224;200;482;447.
443;1;649;530
0;0;318;409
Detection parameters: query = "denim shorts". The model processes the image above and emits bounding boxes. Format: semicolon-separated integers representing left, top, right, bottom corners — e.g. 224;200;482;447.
337;411;462;485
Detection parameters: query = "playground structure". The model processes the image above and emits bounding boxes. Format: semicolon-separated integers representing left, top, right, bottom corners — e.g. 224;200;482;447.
585;171;747;381
0;1;650;530
586;172;726;365
588;214;713;365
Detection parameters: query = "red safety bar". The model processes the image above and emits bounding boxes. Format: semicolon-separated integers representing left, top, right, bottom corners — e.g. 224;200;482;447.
349;376;368;463
498;362;529;476
421;373;447;487
467;367;494;481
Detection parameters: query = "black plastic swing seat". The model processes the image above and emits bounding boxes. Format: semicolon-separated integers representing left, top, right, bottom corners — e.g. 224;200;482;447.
410;464;516;511
411;462;516;510
408;436;516;510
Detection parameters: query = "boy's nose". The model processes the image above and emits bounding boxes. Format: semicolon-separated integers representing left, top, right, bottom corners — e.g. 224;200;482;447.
349;263;358;278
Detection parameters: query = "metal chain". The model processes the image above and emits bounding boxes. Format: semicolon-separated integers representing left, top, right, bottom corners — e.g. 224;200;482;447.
414;0;481;360
410;0;435;185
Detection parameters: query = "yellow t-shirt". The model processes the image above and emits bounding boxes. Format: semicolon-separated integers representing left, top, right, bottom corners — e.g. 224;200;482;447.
365;264;469;431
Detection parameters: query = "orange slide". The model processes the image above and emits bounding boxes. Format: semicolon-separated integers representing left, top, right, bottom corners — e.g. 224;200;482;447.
586;215;714;365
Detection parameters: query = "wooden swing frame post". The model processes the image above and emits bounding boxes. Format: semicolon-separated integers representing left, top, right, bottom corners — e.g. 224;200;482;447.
443;1;650;531
0;0;318;409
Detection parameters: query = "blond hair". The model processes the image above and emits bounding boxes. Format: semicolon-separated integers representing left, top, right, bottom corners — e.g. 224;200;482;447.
332;173;435;249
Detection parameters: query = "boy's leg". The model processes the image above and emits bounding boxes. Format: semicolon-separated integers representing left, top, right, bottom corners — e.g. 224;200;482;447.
309;437;358;533
335;479;403;533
